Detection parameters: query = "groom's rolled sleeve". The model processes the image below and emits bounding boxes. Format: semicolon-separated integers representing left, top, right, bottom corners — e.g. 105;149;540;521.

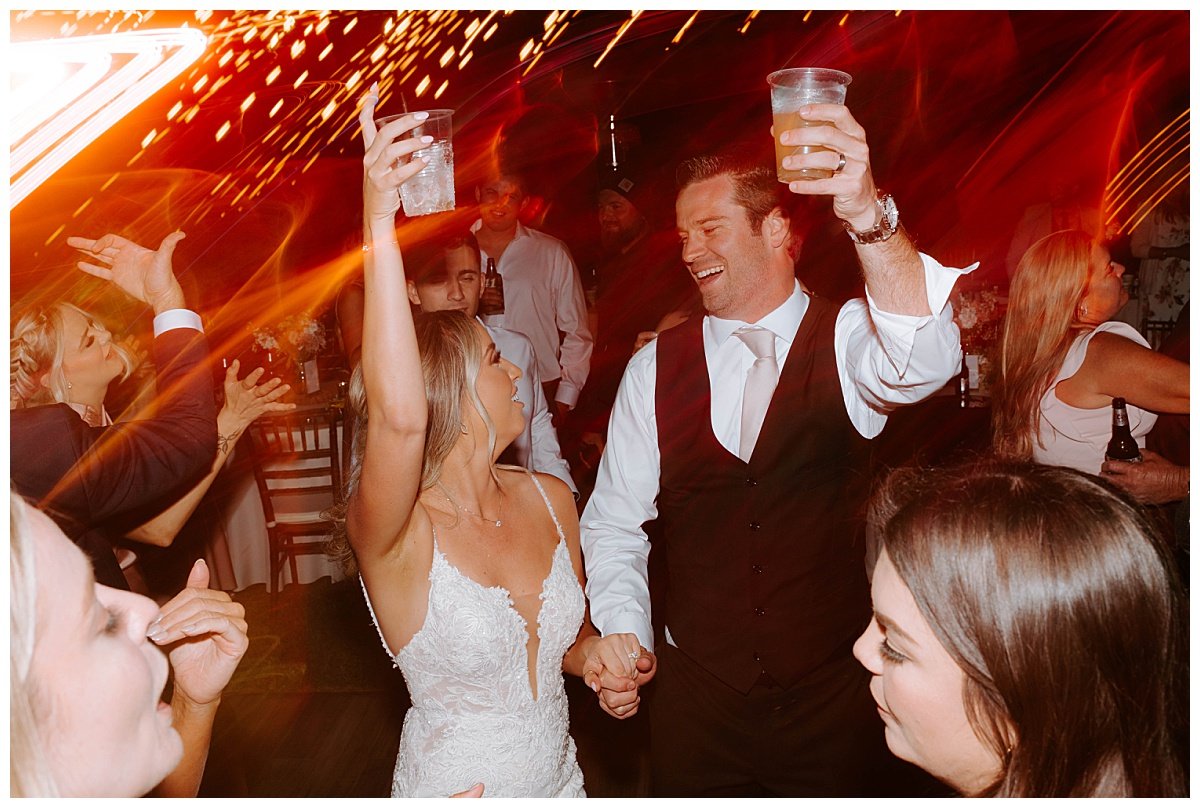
836;254;976;438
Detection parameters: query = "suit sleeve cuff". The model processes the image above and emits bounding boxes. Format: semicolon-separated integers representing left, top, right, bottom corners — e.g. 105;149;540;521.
152;309;204;336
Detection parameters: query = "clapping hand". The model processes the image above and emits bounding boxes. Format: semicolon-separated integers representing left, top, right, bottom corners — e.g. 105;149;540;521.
581;633;657;719
359;82;435;224
220;359;296;431
67;231;187;314
148;559;249;707
778;103;879;232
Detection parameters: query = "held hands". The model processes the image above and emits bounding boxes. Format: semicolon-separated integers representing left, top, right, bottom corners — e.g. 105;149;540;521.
778;104;879;232
148;559;249;707
581;633;657;719
359;82;434;223
67;231;187;314
220;359;296;431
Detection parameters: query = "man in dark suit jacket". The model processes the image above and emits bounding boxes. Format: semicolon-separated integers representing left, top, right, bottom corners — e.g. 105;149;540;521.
11;231;217;590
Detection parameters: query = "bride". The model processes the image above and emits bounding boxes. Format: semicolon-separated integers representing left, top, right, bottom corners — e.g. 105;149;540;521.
328;91;647;797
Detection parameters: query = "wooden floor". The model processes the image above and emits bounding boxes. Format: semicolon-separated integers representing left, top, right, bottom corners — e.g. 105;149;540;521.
197;578;651;797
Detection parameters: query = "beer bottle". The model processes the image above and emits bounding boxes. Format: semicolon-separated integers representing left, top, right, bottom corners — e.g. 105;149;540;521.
1105;397;1142;462
481;256;504;316
958;350;970;408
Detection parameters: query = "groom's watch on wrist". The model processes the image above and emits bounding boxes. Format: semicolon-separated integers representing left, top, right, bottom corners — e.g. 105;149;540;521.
844;192;899;244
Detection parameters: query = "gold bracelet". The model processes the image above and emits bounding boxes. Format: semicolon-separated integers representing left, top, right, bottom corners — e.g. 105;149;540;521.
361;240;399;252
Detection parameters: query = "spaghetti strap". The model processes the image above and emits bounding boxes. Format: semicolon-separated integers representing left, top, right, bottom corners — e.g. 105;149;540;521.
525;470;566;542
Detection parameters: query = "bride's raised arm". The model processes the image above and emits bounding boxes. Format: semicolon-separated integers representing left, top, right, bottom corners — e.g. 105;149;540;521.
345;90;435;566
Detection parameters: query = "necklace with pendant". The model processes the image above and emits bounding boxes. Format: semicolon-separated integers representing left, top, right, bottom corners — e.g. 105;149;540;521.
437;482;503;527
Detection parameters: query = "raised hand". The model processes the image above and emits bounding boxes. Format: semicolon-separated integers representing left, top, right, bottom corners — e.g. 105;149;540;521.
359;83;435;224
220;359;296;431
777;103;878;231
66;231;187;314
148;559;249;707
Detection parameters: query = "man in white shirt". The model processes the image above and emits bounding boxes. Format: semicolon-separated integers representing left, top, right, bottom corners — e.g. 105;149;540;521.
581;105;971;795
471;171;593;424
405;227;576;494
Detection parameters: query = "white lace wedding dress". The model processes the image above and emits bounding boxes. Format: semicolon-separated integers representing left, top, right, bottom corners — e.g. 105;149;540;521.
361;473;587;797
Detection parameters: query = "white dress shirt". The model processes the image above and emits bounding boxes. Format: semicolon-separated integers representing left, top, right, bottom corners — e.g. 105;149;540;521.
472;220;593;408
483;321;577;494
581;253;974;652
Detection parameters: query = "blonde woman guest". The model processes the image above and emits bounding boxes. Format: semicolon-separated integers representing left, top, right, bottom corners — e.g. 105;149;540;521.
11;234;291;589
10;493;248;797
992;230;1188;473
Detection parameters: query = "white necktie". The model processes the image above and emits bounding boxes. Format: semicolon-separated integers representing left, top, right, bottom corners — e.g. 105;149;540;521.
734;326;779;462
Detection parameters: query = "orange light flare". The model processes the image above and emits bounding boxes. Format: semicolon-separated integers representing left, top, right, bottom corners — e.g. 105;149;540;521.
10;27;208;208
668;11;700;48
1103;109;1190;233
593;11;642;69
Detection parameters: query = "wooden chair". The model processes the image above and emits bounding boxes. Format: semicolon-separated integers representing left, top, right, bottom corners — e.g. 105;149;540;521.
1143;319;1175;352
247;409;342;597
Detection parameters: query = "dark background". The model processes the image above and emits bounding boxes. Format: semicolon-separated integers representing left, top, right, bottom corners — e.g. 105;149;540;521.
10;10;1190;356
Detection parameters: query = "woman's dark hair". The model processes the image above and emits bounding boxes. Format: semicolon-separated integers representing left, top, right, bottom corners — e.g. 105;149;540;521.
869;459;1186;797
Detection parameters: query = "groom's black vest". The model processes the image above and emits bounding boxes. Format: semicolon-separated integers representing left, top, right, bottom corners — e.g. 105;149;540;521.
654;296;870;694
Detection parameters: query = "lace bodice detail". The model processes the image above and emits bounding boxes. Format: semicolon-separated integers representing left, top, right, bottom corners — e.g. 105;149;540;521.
360;472;586;797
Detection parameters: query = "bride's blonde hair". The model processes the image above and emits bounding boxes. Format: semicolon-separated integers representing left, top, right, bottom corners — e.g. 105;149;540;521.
11;303;134;409
328;310;498;575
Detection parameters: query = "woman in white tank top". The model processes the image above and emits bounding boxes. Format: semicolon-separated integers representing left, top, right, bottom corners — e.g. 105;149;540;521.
992;230;1187;475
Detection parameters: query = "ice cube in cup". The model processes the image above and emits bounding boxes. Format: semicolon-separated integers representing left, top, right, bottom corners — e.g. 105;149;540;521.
374;109;455;216
766;68;851;182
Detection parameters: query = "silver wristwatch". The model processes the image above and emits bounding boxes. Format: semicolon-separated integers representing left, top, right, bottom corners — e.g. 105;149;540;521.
844;192;899;244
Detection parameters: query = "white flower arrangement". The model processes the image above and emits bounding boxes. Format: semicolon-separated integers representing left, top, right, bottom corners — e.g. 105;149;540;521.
250;313;326;360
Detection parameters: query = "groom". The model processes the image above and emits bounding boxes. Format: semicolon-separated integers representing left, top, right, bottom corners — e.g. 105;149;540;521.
580;103;970;794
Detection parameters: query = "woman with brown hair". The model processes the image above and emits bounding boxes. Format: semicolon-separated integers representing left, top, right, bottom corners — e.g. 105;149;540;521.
991;229;1188;473
854;460;1186;797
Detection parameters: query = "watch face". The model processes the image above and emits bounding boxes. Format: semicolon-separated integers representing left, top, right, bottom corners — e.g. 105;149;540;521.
879;194;898;229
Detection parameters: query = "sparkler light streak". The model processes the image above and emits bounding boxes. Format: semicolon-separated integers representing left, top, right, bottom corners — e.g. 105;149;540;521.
10;28;208;209
1103;109;1190;235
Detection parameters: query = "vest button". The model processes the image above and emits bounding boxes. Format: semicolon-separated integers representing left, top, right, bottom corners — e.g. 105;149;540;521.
752;564;764;574
746;477;757;487
754;607;766;617
749;521;761;531
753;652;761;662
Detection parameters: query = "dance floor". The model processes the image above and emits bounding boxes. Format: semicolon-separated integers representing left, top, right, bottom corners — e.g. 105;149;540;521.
198;577;651;797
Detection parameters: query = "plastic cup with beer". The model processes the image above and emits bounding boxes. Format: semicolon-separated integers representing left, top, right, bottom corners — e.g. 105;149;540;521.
767;68;851;183
375;108;456;216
